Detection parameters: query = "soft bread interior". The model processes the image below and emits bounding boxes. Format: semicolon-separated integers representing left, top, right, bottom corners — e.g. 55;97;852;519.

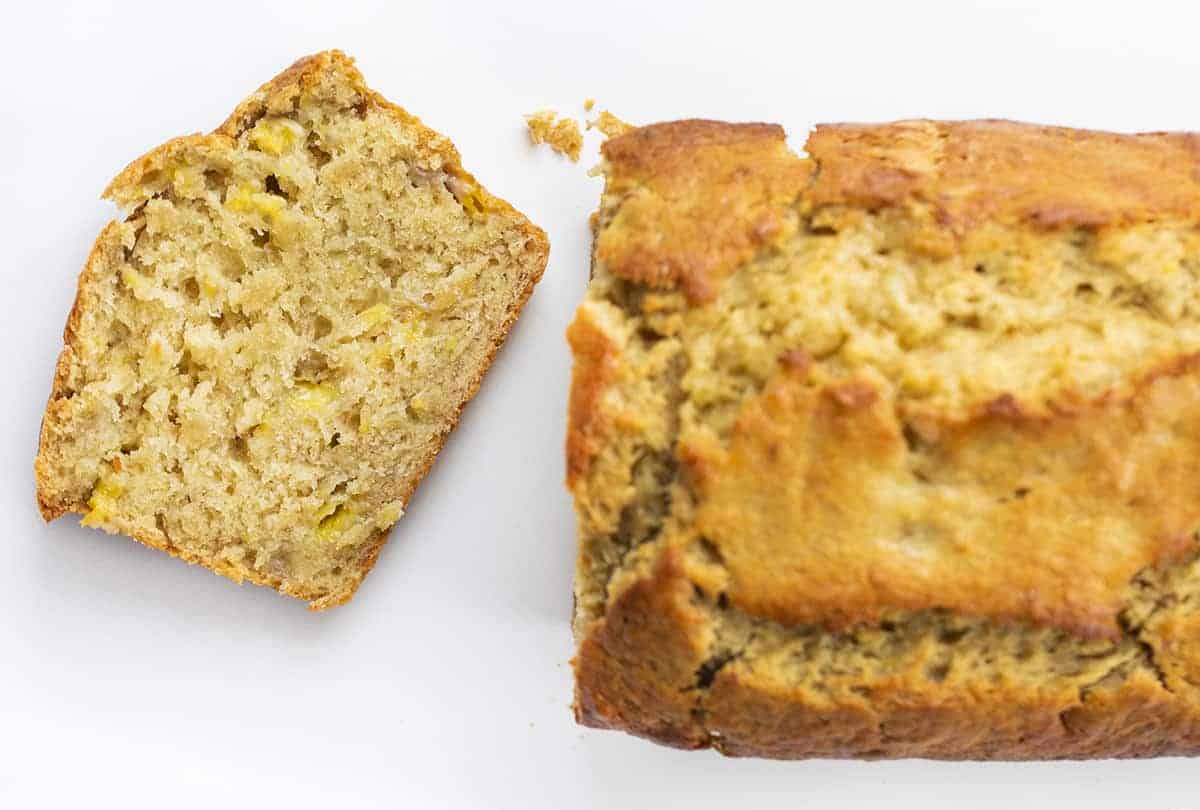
36;54;547;605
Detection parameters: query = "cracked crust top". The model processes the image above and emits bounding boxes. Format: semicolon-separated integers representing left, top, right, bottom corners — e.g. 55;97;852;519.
569;118;1200;758
805;119;1200;230
596;121;811;303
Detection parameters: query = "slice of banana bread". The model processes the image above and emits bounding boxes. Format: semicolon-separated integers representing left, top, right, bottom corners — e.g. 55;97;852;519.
569;118;1200;758
36;51;548;607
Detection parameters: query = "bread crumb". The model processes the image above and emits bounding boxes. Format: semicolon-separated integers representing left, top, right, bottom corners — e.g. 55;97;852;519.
525;110;583;161
583;98;596;112
588;110;633;139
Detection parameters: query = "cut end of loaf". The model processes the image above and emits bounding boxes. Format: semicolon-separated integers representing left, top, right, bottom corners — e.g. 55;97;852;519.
35;50;548;607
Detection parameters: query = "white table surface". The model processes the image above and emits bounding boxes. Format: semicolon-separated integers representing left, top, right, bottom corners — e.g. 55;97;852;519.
4;1;1200;806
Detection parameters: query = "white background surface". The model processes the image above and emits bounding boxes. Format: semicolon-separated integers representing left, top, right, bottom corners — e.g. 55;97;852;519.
3;1;1200;807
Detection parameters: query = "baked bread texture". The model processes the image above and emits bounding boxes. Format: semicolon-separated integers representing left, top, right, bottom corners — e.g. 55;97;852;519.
36;51;548;607
568;118;1200;758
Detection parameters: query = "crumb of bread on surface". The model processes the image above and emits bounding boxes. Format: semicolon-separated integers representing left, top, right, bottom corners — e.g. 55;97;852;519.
525;110;583;161
587;110;633;139
583;98;596;112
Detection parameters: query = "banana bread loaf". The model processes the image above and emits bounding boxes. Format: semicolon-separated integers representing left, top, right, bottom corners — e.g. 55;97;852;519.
568;118;1200;758
35;51;548;607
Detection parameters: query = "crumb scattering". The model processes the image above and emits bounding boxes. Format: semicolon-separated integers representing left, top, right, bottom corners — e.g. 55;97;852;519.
588;110;633;139
583;98;596;112
525;110;583;161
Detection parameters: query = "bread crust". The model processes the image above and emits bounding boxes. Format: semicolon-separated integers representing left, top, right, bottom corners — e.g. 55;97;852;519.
568;544;1200;758
681;356;1200;641
574;546;1200;759
570;118;1200;758
596;120;810;302
804;119;1200;230
36;50;548;608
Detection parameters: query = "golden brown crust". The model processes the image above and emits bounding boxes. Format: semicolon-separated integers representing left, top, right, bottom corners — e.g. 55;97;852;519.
592;119;1200;306
564;305;620;487
571;117;1200;758
573;548;711;748
680;357;1200;641
804;119;1200;231
37;50;548;608
707;664;1200;759
596;120;811;302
